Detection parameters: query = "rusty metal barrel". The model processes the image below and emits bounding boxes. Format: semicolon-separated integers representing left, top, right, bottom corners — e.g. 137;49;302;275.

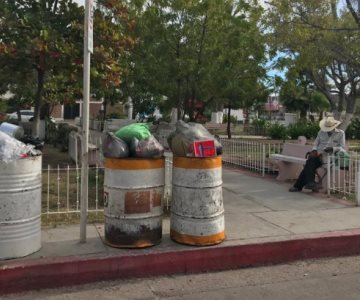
104;158;165;248
170;156;225;246
0;156;42;260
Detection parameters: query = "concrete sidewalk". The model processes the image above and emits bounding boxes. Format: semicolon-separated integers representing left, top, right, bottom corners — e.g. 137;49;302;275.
2;167;360;294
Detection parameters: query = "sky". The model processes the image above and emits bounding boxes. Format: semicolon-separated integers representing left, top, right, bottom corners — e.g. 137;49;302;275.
74;0;84;6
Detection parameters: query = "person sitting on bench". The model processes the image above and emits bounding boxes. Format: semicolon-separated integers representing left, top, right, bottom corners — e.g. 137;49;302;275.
289;116;346;192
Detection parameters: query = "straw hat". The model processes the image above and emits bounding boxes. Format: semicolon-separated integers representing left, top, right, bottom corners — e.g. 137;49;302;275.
319;116;341;132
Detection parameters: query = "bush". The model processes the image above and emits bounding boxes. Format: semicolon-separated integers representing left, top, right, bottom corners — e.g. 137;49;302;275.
58;123;78;151
346;118;360;140
250;118;268;136
223;114;237;125
267;123;287;140
106;113;127;119
251;118;266;127
146;115;157;123
306;122;320;139
47;123;77;151
287;122;319;140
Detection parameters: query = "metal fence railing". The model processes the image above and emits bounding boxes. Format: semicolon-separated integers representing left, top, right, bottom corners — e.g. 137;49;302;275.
41;138;360;218
219;137;360;204
326;153;360;205
219;138;282;175
42;152;174;217
42;165;104;218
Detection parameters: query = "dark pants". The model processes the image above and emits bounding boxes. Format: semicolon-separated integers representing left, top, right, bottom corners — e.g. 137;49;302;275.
294;156;323;190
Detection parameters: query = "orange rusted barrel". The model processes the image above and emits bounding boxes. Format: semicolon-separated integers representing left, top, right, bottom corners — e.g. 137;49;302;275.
104;158;165;248
170;156;225;246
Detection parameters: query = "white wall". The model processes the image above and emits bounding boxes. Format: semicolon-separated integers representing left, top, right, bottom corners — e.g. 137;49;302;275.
223;108;244;122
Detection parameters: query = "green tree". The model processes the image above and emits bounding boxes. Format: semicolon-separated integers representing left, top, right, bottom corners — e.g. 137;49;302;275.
265;0;360;130
125;0;267;138
0;0;134;137
203;1;268;138
280;69;330;119
124;0;212;120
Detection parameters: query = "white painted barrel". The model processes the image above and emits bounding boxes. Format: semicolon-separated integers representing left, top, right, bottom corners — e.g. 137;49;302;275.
0;156;42;260
104;158;165;248
170;156;225;246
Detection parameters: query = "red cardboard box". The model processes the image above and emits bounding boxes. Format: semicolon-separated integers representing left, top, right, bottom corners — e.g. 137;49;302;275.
192;140;216;157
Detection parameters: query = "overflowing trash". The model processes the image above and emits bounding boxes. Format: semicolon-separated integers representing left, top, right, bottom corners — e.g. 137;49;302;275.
130;135;164;158
168;120;222;157
20;135;44;150
103;121;222;159
102;132;129;158
115;123;152;143
103;123;164;159
0;131;39;163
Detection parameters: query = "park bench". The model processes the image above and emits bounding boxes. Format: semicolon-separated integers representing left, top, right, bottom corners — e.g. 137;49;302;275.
270;142;313;182
270;140;348;192
205;123;235;133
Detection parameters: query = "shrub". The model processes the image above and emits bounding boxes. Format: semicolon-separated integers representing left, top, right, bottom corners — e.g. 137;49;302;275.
346;118;360;140
223;114;237;125
106;113;127;119
47;123;77;151
267;123;287;140
305;122;320;139
57;123;78;151
250;118;268;136
251;118;266;127
287;122;319;139
146;115;157;123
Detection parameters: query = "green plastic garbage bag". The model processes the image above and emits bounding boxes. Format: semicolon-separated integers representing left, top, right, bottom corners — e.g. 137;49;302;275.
115;123;151;143
335;151;350;169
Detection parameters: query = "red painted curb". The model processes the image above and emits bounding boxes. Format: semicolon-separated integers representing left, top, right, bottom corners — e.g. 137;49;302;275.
1;231;360;294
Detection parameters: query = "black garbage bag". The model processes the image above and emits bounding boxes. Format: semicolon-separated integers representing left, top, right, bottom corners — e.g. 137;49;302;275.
102;132;129;158
20;136;44;150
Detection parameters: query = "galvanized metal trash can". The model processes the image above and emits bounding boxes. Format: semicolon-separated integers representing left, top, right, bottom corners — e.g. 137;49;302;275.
104;158;165;248
170;156;225;246
0;156;42;260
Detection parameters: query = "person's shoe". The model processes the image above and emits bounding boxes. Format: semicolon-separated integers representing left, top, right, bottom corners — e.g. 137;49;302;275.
304;182;319;193
289;187;301;192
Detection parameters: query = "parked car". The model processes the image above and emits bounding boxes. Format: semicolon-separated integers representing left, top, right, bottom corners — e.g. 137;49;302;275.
7;110;34;122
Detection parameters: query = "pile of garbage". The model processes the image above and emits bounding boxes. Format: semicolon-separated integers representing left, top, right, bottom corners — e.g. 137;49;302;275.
102;123;164;159
167;121;222;158
0;127;41;163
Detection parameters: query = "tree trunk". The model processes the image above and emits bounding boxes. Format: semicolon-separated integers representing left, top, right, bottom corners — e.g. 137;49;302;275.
338;93;357;130
243;107;249;125
101;98;107;132
16;108;21;122
189;96;195;120
338;112;354;131
32;68;45;138
300;109;307;120
227;106;232;139
40;103;50;119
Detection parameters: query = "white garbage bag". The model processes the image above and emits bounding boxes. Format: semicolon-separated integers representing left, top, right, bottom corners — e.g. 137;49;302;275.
0;131;36;163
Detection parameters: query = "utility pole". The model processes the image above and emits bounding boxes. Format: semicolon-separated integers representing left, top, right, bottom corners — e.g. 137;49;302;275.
80;0;93;243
